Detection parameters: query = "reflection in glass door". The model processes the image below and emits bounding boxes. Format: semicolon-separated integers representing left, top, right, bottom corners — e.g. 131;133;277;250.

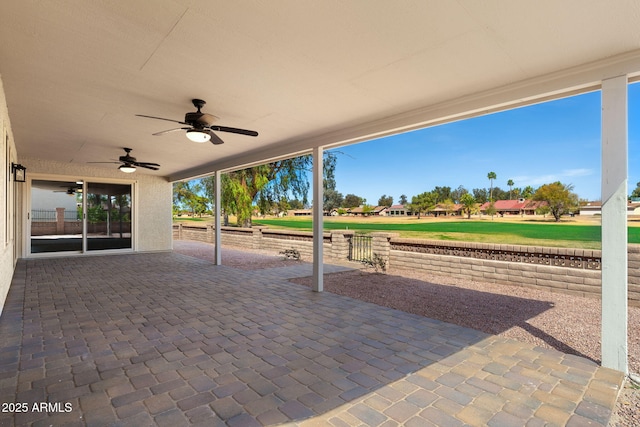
30;179;83;253
86;183;132;251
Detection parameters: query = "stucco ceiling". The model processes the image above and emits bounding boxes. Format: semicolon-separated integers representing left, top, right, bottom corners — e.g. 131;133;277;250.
1;1;640;181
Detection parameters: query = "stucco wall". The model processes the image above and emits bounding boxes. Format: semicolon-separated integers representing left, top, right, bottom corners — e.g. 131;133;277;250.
0;77;18;316
19;158;172;253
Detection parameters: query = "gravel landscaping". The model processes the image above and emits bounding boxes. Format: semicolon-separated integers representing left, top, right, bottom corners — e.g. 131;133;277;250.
173;239;640;426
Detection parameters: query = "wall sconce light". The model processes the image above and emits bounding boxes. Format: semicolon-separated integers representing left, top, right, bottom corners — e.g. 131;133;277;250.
11;163;26;182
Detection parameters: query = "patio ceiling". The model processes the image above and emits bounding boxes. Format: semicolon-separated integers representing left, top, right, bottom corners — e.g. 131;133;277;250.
1;1;640;181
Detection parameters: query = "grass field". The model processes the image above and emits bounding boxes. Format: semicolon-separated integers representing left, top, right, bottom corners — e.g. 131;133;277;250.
249;216;640;249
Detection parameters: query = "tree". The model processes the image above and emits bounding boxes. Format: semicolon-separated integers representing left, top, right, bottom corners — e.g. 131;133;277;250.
173;181;195;213
378;194;393;207
441;199;455;216
409;191;437;219
521;185;535;199
472;188;488;204
460;193;476;219
512;187;521;200
487;171;497;201
173;181;208;217
288;199;305;210
631;181;640;199
398;194;408;205
433;186;451;203
451;185;468;204
491;187;508;201
533;182;579;222
202;152;337;227
507;179;514;200
324;189;343;211
275;197;290;216
344;194;363;208
485;202;497;219
188;195;209;217
536;205;551;217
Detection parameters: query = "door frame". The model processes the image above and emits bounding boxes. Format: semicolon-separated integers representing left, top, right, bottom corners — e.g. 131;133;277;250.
25;173;138;258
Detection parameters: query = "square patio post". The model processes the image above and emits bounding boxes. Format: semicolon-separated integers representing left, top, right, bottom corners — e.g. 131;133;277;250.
601;74;628;374
214;170;222;266
313;146;323;292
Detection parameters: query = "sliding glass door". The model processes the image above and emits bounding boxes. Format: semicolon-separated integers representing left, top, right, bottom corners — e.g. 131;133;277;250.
30;179;83;253
30;179;133;255
86;182;132;251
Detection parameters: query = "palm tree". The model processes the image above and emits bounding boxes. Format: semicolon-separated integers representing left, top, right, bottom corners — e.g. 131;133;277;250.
487;171;497;201
460;193;476;219
507;179;514;200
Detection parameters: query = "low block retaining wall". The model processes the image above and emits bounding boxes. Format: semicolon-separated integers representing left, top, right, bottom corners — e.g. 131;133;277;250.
172;223;640;305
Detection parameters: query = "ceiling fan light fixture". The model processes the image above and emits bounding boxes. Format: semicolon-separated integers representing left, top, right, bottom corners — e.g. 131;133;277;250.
186;129;211;143
119;164;136;173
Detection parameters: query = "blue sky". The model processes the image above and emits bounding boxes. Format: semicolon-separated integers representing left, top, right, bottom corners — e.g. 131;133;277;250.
329;82;640;205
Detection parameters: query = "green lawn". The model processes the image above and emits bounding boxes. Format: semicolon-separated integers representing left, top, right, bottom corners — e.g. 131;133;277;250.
252;218;640;249
173;217;208;222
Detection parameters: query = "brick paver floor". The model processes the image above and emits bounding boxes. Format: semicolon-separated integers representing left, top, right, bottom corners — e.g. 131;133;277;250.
0;252;624;426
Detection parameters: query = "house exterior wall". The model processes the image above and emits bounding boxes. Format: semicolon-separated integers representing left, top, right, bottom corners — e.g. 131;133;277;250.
20;158;173;253
0;77;19;317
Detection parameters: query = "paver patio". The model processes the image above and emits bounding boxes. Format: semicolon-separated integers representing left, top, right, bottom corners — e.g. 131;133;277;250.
0;252;624;426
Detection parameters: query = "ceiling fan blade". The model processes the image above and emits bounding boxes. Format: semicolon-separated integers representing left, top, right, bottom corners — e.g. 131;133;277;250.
152;127;191;136
136;164;160;170
133;161;161;167
209;126;258;137
136;114;188;125
206;130;225;145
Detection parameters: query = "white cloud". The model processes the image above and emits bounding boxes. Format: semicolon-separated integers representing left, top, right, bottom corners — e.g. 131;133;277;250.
562;168;593;177
511;169;594;188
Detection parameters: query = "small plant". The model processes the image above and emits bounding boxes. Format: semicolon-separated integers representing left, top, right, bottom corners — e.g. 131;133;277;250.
279;248;301;260
362;253;387;273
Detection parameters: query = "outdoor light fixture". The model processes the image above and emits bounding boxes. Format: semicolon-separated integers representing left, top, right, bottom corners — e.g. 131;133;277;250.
186;129;211;143
119;164;136;173
11;163;26;182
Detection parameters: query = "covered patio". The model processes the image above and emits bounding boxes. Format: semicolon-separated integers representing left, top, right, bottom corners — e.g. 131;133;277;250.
0;251;623;426
1;1;640;425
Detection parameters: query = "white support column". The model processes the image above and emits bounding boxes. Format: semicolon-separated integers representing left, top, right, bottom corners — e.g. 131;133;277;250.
312;146;324;292
214;171;222;266
601;75;628;374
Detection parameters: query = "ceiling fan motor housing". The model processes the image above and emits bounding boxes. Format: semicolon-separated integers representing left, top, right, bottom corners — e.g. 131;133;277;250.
185;112;216;127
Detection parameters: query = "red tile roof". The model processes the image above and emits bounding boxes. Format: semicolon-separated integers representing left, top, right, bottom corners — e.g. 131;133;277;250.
479;199;547;211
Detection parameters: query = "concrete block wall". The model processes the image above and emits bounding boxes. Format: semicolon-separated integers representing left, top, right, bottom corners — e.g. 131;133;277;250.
171;223;640;305
390;250;604;298
629;245;640;304
177;225;213;243
259;228;331;260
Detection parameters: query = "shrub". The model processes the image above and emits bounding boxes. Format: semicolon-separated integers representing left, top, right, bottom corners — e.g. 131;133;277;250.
362;253;387;273
279;248;301;260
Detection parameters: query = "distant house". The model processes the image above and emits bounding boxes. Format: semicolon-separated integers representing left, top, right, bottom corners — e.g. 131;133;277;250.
579;201;640;216
349;206;388;216
431;203;463;216
579;202;602;216
287;209;313;216
387;204;410;216
479;199;548;216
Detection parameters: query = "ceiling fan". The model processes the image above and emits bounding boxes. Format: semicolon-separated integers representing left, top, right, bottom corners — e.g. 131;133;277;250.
89;148;160;173
136;99;258;145
54;185;82;195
